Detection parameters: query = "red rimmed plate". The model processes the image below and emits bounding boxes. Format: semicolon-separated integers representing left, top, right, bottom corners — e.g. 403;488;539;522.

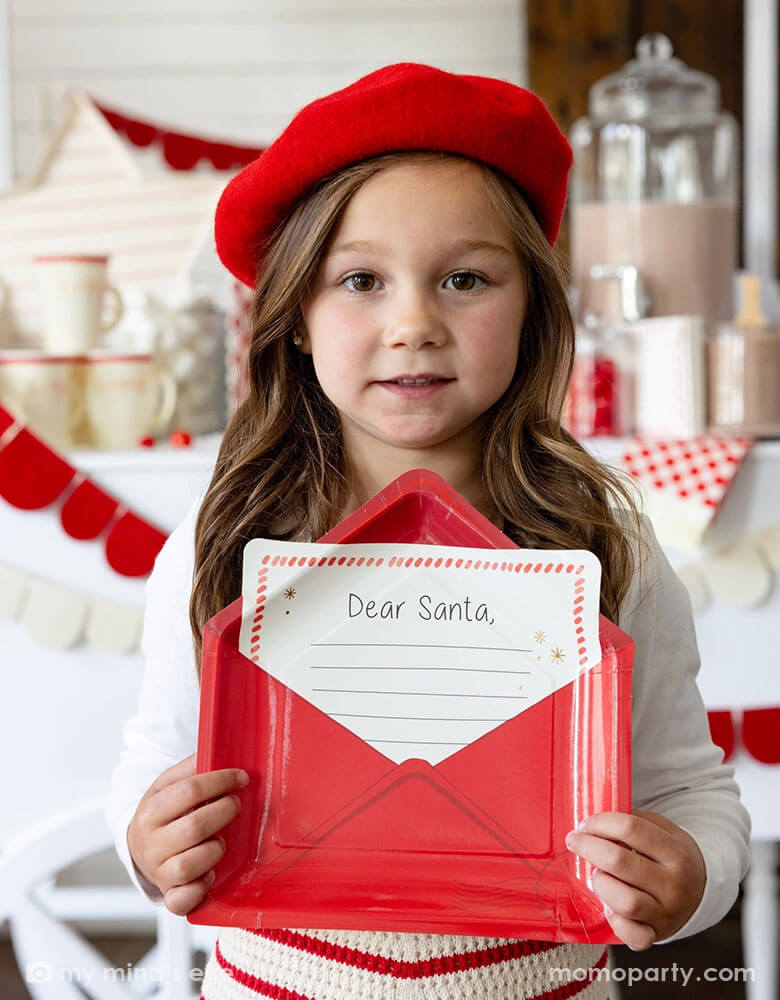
188;469;632;941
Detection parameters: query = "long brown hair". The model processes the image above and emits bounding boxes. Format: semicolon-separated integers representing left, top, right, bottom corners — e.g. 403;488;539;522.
190;151;645;680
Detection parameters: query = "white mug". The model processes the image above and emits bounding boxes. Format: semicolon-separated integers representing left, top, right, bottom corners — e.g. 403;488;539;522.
84;351;177;449
0;351;85;449
35;255;123;354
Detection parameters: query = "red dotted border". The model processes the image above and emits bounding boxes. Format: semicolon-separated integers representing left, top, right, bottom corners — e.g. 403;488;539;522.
574;575;587;665
249;565;268;658
248;554;590;667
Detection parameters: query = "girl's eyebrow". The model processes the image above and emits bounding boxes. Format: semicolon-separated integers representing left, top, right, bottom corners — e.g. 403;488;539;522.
328;237;513;258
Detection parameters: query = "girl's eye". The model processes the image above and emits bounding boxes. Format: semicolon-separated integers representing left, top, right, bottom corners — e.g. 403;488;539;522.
341;270;486;294
342;272;377;294
445;271;486;292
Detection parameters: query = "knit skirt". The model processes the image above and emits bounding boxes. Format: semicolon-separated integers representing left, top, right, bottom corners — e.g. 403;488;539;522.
199;928;612;1000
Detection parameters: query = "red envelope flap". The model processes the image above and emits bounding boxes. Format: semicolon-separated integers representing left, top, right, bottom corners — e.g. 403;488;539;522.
268;688;554;863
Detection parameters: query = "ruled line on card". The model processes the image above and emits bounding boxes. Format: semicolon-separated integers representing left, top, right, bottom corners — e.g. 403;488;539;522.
311;688;528;699
331;714;508;721
313;642;532;652
310;665;531;675
366;739;469;746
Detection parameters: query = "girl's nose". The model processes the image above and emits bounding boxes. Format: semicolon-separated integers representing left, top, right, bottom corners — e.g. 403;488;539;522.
382;292;447;350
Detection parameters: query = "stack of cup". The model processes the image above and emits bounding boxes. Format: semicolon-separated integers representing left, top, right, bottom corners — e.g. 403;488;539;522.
0;256;176;450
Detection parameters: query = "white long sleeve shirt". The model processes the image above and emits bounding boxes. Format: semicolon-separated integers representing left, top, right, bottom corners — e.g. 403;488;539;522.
105;498;751;945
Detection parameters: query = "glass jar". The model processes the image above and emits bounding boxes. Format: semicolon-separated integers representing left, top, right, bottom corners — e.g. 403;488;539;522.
569;34;739;328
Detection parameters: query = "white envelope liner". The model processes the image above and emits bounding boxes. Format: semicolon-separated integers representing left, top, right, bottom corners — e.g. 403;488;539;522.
241;541;601;765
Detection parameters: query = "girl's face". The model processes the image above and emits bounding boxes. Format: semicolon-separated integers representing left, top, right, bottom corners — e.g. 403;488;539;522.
299;159;527;465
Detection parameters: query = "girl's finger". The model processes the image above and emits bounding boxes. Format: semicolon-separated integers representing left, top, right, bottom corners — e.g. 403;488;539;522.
578;811;676;865
163;871;216;918
605;908;657;952
568;832;655;892
147;767;248;827
159;793;242;855
157;835;226;892
591;867;662;919
147;753;198;795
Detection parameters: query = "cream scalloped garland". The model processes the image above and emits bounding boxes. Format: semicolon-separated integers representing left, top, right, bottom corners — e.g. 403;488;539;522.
0;563;142;653
677;520;780;613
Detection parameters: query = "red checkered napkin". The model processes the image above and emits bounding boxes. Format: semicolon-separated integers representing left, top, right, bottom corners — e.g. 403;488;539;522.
621;436;755;550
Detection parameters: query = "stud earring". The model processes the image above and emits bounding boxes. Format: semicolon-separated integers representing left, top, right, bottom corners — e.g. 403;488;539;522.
292;331;304;347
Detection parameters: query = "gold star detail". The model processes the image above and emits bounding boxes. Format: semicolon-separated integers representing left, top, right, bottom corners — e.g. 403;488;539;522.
551;647;565;663
534;630;546;644
284;587;296;600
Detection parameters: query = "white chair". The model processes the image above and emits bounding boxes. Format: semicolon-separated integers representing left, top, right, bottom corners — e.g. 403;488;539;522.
0;797;217;1000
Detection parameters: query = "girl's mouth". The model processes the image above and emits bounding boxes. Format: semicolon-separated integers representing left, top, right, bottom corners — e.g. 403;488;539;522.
376;378;454;398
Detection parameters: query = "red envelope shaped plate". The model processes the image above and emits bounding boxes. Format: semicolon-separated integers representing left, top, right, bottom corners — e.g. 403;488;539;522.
188;469;632;941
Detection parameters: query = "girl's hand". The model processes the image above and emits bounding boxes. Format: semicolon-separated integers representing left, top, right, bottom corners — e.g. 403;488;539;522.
127;752;249;916
565;809;706;951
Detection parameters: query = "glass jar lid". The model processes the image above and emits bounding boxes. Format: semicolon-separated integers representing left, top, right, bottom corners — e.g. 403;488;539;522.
589;33;720;122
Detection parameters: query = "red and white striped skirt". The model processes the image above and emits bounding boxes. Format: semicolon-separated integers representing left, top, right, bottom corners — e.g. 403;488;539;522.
200;927;611;1000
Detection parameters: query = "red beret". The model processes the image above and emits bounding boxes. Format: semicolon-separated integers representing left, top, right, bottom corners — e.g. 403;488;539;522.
215;62;572;288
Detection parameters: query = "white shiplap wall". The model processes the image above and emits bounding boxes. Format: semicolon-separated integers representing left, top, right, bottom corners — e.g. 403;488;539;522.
9;0;527;183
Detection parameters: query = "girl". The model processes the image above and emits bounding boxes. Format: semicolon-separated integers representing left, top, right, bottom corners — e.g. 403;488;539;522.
107;63;750;1000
